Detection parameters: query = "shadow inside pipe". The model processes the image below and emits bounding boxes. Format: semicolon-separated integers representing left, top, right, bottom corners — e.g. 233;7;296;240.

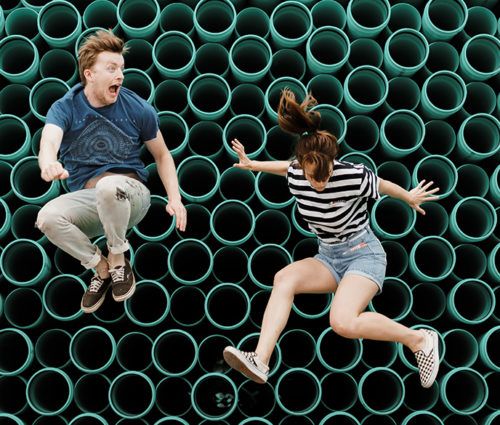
198;334;232;374
321;372;357;411
35;329;71;369
403;372;439;411
110;374;154;417
156;377;192;416
117;332;152;372
170;287;205;327
74;374;109;414
0;331;30;373
0;376;26;414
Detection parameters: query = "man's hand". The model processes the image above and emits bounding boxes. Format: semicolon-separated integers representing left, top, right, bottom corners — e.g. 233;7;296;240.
166;199;187;231
41;161;69;182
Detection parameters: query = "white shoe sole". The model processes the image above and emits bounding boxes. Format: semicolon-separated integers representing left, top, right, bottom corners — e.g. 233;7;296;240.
422;330;440;388
223;346;268;384
81;291;107;314
112;277;136;302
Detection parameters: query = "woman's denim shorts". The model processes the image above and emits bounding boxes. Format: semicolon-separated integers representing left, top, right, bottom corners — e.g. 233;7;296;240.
314;226;387;293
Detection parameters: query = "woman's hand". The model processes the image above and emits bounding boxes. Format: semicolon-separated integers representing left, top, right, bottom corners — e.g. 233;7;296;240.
231;139;253;170
408;180;440;215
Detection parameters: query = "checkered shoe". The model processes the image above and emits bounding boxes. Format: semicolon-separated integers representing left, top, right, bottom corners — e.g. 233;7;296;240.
223;346;269;384
414;329;439;388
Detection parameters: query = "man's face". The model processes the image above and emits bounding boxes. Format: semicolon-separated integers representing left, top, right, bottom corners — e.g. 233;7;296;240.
84;51;124;106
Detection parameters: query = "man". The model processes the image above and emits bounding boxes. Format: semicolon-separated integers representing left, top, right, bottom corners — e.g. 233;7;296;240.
36;30;186;313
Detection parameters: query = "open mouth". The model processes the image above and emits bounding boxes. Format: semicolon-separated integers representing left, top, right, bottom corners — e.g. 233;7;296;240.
109;84;121;96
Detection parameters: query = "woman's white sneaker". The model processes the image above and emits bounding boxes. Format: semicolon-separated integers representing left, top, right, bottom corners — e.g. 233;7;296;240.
414;329;440;388
223;346;269;384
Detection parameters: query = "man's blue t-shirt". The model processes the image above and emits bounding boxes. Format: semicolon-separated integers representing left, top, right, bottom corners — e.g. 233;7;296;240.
46;83;159;191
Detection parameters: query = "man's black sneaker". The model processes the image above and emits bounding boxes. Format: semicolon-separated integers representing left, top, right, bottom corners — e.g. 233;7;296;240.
81;274;111;313
109;258;136;302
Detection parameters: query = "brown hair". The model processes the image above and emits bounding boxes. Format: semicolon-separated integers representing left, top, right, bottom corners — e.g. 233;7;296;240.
77;30;128;86
277;89;338;181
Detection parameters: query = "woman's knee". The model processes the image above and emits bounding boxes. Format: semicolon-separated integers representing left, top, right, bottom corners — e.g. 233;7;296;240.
272;268;299;293
330;313;359;339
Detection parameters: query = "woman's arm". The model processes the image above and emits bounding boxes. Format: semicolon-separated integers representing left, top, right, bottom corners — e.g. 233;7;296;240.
232;139;289;177
379;178;440;215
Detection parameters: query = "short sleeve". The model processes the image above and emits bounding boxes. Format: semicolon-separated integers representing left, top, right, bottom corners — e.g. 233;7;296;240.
140;103;159;142
358;165;380;200
45;100;71;132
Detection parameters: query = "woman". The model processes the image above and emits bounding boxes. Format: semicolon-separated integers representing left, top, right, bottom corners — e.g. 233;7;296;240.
223;89;440;388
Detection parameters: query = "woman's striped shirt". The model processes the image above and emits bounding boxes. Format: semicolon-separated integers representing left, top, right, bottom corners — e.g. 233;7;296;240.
287;160;380;243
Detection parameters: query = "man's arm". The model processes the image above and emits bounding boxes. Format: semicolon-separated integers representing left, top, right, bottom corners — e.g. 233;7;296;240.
144;130;187;231
38;124;69;182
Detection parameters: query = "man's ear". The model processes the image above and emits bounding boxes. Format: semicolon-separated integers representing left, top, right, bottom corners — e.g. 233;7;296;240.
83;68;93;84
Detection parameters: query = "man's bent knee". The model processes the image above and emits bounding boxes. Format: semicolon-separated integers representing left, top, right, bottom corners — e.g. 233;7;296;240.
36;205;64;235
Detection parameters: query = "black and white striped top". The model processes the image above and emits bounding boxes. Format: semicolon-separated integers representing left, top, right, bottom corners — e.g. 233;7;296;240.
287;160;380;243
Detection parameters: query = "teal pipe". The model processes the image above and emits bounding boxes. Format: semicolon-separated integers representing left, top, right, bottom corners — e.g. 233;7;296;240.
346;0;391;38
347;38;383;70
29;77;70;122
168;239;213;285
362;415;397;425
116;332;153;372
449;196;497;242
35;328;71;369
40;49;78;86
92;298;126;324
0;239;51;286
380;109;425;158
343;115;378;154
402;412;443;425
320;413;360;425
0;6;3;35
4;288;44;329
409;236;455;282
369;277;413;321
153;329;198;376
116;0;159;39
340;152;377;174
488;244;499;284
377;161;411;191
156;376;192;417
316;327;363;372
177;156;220;203
280;417;314;425
42;274;86;321
197;334;233;374
254;210;291;246
358;367;404;414
249;290;270;329
279;329;316;368
124;280;170;327
343;65;388;114
480;326;500;371
193;0;236;44
223;114;267;159
132;195;175;241
419;120;456;156
422;0;468;41
386;3;421;34
175;203;211;241
371;196;416;240
0;197;10;240
195;43;229;77
264;124;296;161
229;35;272;82
0;414;24;425
83;0;117;31
255;172;294;209
455;163;489;198
188;73;231;120
238;332;282;377
269;1;312;49
248;244;292;290
452;244;487;280
69;326;116;373
169;286;206;327
0;328;33;376
292;203;315;238
456;113;500;161
442;329;478;368
191;373;237;420
412;154;457;198
384;29;429;77
109;372;155;419
37;0;82;48
156;112;189;158
0;115;31;162
461;82;496;117
459;34;500;81
26;368;73;416
448;279;495;324
423;41;459;77
486;372;500;411
235;7;269;38
210;199;255;246
205;283;250;330
230;83;265;117
154;80;188;115
462;6;497;40
362;339;397;369
133;243;169;281
306;26;350;74
0;35;39;84
74;26;104;58
420;70;467;119
213;247;248;284
484;412;500;425
292;292;332;320
494;207;500;243
154;419;189;425
74;374;110;415
312;104;347;143
321;372;357;411
160;2;193;35
412;202;449;238
122;68;154;104
0;84;31;121
237;381;275;419
21;0;49;10
307;74;343;107
124;39;154;75
0;376;27;415
440;368;488;414
411;283;446;323
275;368;321;415
69;414;107;425
218;167;255;203
403;372;439;411
264;76;306;122
5;7;39;41
53;248;89;278
311;0;346;30
153;31;196;79
381;240;408;277
444;416;477;425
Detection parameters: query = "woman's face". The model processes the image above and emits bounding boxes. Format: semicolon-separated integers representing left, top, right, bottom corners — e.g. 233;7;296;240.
303;162;332;192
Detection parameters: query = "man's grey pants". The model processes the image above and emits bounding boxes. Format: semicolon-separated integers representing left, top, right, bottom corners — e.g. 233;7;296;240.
36;175;151;269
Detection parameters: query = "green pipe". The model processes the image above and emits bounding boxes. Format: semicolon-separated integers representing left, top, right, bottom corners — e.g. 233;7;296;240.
74;26;105;58
169;286;206;327
133;243;169;281
40;49;78;86
412;154;457;198
386;3;421;34
422;0;468;41
362;415;397;425
109;371;155;419
402;412;443;425
494;207;500;243
0;239;51;286
403;373;439;411
124;280;170;327
358;367;404;415
311;0;346;30
0;376;27;415
157;111;189;158
443;416;477;425
456;113;500;161
0;197;10;240
275;368;321;415
485;372;500;410
440;368;488;414
34;328;71;369
229;35;272;82
37;1;82;48
255;172;294;209
0;6;3;35
237;332;282;377
419;120;456;156
343;65;388;114
480;326;499;370
420;70;467;119
455;163;489;199
116;332;153;372
235;7;269;38
116;0;159;39
381;240;408;277
448;278;495;324
461;82;496;117
168;238;213;285
462;6;497;40
452;243;487;280
83;0;117;31
188;73;231;120
377;161;411;191
369;277;413;321
230;84;265;117
20;0;47;10
264;124;296;161
459;34;500;81
122;68;154;104
412;202;448;238
346;0;391;38
11;156;61;204
409;236;455;282
361;339;397;369
488;244;499;284
307;74;343;107
291;203;315;238
1;2;21;15
154;419;189;425
26;369;73;416
0;84;31;121
219;167;255;203
320;413;359;425
306;26;350;74
223;114;267;159
270;1;312;49
384;29;429;77
177;156;220;203
0;114;31;162
264;76;306;122
42;274;86;321
53;248;89;278
340;152;377;174
191;373;238;420
248;244;292;290
160;2;193;35
247;0;279;12
311;104;347;143
153;31;196;79
154;80;188;115
175;203;211;241
343;115;378;154
237;381;275;419
411;283;446;322
380;109;425;158
254;209;291;246
132;195;175;241
4;288;44;329
29;77;70;122
124;39;154;75
248;289;270;329
320;372;357;412
195;43;229;77
69;325;116;373
371;196;416;240
0;328;33;376
316;327;363;372
442;329;478;368
279;329;316;368
5;7;39;42
156;376;192;417
347;38;383;70
422;41;459;76
210;199;255;246
193;0;236;44
484;412;500;425
239;419;273;425
205;283;250;330
197;334;233;374
69;414;108;425
0;414;24;425
449;196;497;242
74;374;110;415
91;297;126;324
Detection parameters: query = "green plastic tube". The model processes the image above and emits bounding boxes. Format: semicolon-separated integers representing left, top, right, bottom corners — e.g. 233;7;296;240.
279;329;316;369
124;38;154;75
177;156;220;203
410;283;446;322
264;76;306;122
449;196;497;242
343;65;388;114
311;104;347;143
153;31;196;79
133;243;169;281
122;68;154;104
346;0;391;38
488;244;499;284
153;330;196;375
37;0;82;48
116;332;153;372
157;111;189;158
412;202;449;238
175;203;211;242
347;38;383;71
229;35;272;82
69;414;108;425
422;41;459;78
480;326;500;371
0;376;27;416
154;419;189;425
361;339;398;369
409;236;455;282
5;7;39;42
452;244;487;280
205;283;250;330
124;280;170;327
456;113;500;161
381;240;408;277
42;274;86;321
0;35;39;84
168;238;213;285
188;73;231;120
316;327;363;372
386;3;421;34
133;195;175;242
248;244;292;290
361;415;397;425
29;77;70;122
292;292;332;320
384;29;429;77
422;0;468;41
109;372;155;419
411;154;457;198
371;196;416;240
307;74;343;107
369;277;413;321
440;368;488;414
74;374;110;415
454;163;489;199
191;373;238;420
306;26;350;74
197;333;233;374
461;82;496;117
69;326;116;373
4;288;44;329
402;373;440;411
254;209;291;246
402;412;443;425
195;43;229;77
169;286;206;327
459;34;500;81
270;48;305;81
270;1;313;49
237;381;275;419
358;367;404;415
379;109;425;157
116;0;159;39
419;120;456;156
83;0;118;31
235;7;269;38
40;49;78;86
154;80;188;115
320;413;360;425
311;0;346;30
0;328;34;376
264;124;296;161
230;83;265;117
34;328;71;369
213;246;248;284
0;84;31;121
343;116;378;154
210;199;255;246
160;2;193;35
377;161;411;191
462;6;497;40
447;278;495;324
218;166;255;203
420;70;467;119
255;172;294;209
442;329;479;368
20;0;47;10
156;376;192;417
320;372;357;412
340;152;377;174
193;0;236;44
275;368;321;415
26;368;73;416
223;114;267;159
